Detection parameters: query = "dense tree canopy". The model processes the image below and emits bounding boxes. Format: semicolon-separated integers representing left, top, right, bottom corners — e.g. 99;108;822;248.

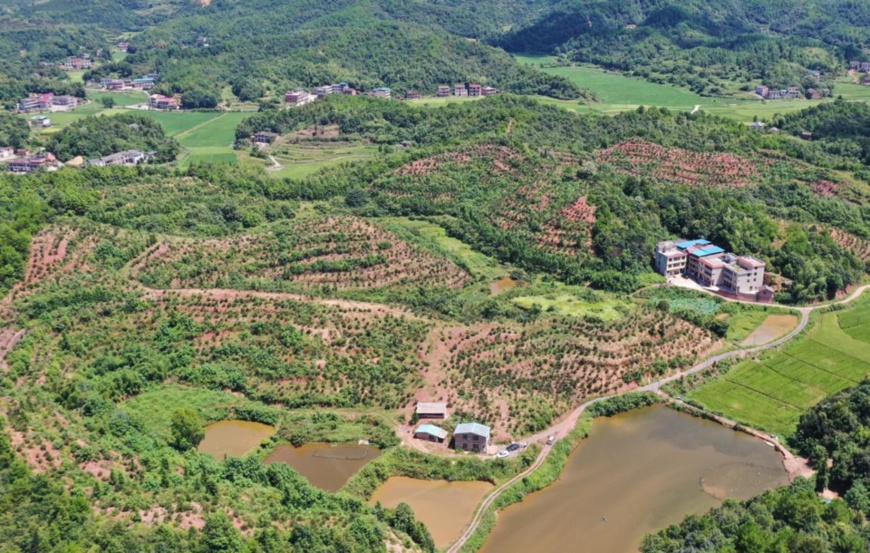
46;113;180;162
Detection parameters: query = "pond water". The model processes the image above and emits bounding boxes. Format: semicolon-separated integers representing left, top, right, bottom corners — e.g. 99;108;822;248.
265;443;381;492
198;420;275;459
490;277;519;294
480;406;788;553
370;477;493;549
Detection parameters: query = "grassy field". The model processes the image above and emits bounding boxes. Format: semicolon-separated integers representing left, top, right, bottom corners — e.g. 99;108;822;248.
513;55;866;122
377;216;510;281
516;55;706;110
513;292;628;320
688;299;870;437
269;140;380;179
140;110;221;137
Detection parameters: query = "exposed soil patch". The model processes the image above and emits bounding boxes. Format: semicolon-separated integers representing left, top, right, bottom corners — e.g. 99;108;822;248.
741;314;798;347
396;144;523;176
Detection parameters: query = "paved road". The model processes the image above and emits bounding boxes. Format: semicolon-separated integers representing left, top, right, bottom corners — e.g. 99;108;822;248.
447;284;870;553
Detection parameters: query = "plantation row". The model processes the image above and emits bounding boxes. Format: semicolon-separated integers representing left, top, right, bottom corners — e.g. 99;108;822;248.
595;140;762;189
134;216;470;292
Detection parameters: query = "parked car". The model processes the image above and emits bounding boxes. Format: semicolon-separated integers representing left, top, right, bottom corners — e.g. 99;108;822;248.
496;450;509;458
546;435;556;445
506;443;520;452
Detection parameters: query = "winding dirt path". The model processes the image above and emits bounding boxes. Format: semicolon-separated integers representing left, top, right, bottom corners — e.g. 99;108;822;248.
447;283;870;553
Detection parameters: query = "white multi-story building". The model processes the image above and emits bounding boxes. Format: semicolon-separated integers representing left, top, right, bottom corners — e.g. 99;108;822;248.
655;239;771;301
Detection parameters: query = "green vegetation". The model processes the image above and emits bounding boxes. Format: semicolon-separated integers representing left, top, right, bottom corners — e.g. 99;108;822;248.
242;95;869;303
513;292;628;321
500;0;866;97
515;55;706;109
641;477;869;552
46;113;180;162
689;299;870;437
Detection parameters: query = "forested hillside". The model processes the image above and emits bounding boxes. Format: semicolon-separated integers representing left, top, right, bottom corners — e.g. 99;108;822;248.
124;0;586;100
499;0;870;95
240;95;870;303
46;114;180;162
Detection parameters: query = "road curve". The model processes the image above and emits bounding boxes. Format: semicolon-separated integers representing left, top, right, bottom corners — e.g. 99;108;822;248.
447;284;870;553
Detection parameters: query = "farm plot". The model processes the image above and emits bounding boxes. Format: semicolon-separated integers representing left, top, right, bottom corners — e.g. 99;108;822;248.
595;140;762;188
133;215;471;292
139;110;220;137
689;307;870;437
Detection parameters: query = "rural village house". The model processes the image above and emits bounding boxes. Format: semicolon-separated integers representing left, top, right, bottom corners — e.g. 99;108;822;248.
453;422;490;453
415;402;447;420
655;239;773;302
414;424;448;443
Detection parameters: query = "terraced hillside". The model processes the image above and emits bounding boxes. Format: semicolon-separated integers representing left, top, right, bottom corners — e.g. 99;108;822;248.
134;216;471;292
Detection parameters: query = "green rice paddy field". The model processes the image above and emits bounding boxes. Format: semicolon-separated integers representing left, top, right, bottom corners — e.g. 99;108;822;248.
688;296;870;437
514;55;870;122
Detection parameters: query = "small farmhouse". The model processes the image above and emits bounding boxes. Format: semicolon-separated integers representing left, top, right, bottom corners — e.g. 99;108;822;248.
414;424;448;443
254;131;279;144
415;402;447;420
453;422;490;453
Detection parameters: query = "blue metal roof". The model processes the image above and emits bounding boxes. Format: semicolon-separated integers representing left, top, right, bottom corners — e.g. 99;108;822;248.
676;239;710;250
454;422;491;439
693;245;725;257
416;424;447;437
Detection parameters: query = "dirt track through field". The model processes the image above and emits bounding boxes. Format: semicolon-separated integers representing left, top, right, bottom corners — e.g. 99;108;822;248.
446;284;870;553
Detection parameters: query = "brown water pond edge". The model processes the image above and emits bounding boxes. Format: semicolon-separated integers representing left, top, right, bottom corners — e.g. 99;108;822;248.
664;395;813;481
264;443;381;492
456;395;807;553
198;420;276;459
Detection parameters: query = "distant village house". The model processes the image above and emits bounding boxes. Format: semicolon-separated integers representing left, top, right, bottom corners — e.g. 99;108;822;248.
148;94;179;110
0;147;14;160
437;85;451;97
454;84;467;97
87;150;149;167
254;131;279;144
468;84;482;97
61;56;92;70
7;154;59;174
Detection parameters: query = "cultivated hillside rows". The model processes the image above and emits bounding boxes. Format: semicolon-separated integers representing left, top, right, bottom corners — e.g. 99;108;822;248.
133;216;471;292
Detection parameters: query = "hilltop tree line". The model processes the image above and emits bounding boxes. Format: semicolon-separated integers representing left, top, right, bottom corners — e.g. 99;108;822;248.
46;114;180;163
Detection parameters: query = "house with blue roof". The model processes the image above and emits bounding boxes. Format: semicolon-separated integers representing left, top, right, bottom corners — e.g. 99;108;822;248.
414;424;448;443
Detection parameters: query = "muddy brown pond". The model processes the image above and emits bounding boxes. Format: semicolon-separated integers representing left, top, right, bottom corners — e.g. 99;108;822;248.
198;420;275;459
265;443;381;492
370;477;493;549
480;406;788;553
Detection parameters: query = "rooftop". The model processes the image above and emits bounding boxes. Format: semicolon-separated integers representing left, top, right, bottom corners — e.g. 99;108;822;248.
676;239;710;250
416;402;447;415
455;422;491;438
415;424;448;439
688;245;725;257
